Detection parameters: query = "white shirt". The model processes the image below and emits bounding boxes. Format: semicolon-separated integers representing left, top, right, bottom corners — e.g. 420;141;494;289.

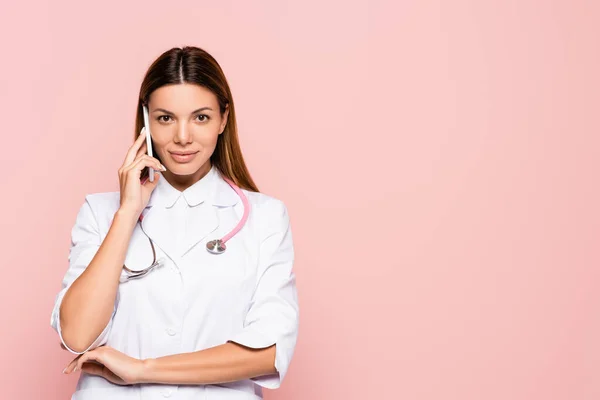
50;165;299;400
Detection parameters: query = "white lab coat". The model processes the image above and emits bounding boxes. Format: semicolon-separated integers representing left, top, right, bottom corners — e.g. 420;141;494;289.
50;165;299;400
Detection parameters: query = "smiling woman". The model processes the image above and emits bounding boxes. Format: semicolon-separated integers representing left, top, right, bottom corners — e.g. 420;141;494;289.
50;46;299;400
145;84;228;188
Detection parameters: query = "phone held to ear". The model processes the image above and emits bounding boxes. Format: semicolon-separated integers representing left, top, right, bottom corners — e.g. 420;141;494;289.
142;104;155;182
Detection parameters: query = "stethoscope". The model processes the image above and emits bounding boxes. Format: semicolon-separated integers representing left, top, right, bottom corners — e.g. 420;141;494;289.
120;176;250;283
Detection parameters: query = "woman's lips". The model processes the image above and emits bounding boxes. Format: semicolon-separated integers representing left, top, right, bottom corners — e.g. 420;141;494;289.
170;151;198;163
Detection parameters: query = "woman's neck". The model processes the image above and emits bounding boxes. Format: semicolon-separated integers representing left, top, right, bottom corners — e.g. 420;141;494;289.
161;162;212;192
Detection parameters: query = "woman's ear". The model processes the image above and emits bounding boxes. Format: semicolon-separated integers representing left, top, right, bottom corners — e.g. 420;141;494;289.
220;104;229;134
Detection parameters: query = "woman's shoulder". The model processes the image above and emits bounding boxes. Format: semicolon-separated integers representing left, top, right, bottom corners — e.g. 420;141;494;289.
75;190;122;234
241;189;292;231
243;189;289;214
83;190;121;213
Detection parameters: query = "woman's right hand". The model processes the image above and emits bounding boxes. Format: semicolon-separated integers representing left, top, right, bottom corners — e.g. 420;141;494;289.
118;127;166;217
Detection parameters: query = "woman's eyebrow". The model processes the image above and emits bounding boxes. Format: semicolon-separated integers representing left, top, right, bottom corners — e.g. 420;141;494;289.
152;107;213;115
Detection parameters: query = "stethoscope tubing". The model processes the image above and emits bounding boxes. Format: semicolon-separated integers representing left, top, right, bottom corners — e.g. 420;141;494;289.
120;175;249;282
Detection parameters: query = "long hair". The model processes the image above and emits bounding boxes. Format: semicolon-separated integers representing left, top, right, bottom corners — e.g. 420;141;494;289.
135;46;259;192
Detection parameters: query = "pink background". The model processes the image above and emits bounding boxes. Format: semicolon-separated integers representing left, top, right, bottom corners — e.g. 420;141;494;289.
1;0;599;398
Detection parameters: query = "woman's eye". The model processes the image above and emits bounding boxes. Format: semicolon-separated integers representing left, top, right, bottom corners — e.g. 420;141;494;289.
156;115;209;123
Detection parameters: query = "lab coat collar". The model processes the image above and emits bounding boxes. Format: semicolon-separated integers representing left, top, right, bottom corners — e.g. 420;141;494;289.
136;164;241;260
147;164;239;209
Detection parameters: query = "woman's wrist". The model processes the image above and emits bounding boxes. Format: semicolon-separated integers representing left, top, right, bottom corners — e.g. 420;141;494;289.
138;357;157;384
115;207;140;224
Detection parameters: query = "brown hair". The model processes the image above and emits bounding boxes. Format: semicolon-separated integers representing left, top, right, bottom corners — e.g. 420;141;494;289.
135;46;259;192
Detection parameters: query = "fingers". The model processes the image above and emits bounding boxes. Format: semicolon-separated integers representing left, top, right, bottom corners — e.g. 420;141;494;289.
142;170;160;187
63;354;82;374
64;349;101;374
80;362;126;385
76;351;99;372
121;127;148;169
124;155;166;177
135;140;147;159
80;362;104;376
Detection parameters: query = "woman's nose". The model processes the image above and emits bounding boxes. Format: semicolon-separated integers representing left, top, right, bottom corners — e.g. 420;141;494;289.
176;125;192;144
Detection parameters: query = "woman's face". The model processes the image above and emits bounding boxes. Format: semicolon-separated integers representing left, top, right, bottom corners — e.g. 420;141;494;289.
146;83;228;184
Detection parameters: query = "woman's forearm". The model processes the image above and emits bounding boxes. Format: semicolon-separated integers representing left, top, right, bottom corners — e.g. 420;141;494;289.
60;208;138;352
140;342;277;385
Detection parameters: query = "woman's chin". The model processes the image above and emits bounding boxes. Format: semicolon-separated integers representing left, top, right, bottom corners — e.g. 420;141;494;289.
164;162;208;177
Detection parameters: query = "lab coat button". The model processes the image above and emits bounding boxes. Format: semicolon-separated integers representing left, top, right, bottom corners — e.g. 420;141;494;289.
162;388;172;397
166;327;177;336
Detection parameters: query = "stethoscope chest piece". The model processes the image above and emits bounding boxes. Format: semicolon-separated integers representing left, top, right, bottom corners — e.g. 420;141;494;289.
206;239;227;254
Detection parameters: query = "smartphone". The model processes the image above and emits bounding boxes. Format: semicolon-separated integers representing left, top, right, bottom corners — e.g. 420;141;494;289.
142;104;155;182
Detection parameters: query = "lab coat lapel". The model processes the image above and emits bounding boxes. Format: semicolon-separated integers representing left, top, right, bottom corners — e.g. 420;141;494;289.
181;203;219;257
139;206;180;261
179;170;241;257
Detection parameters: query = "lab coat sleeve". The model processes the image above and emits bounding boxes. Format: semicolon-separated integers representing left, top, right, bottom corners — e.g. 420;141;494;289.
50;195;118;355
227;198;299;389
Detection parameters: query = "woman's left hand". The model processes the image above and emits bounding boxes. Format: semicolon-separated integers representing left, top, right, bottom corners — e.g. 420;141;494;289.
63;346;146;385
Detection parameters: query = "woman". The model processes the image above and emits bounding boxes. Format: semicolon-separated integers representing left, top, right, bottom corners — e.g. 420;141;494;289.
50;46;299;400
